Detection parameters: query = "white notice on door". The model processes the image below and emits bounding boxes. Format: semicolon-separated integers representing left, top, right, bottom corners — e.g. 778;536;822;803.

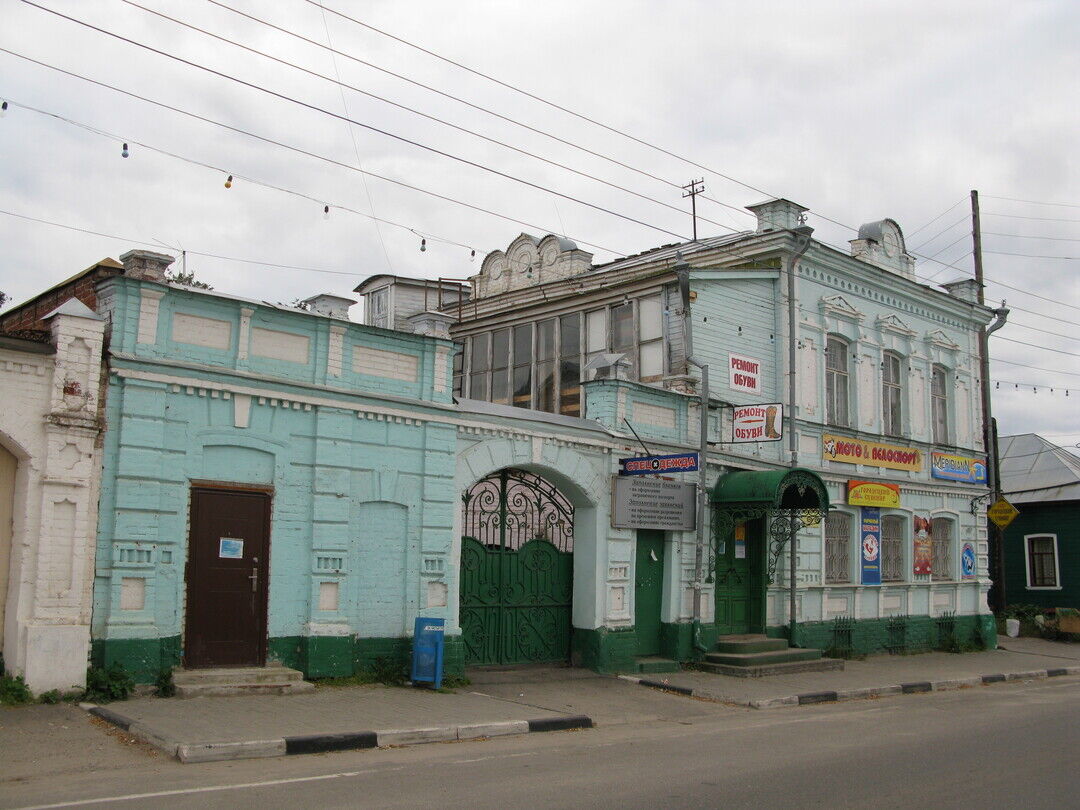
219;538;244;559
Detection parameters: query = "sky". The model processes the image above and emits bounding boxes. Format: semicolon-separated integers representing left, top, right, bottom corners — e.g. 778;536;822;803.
0;0;1076;450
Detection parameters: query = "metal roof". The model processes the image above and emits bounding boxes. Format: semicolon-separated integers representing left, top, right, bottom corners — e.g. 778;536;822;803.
999;433;1080;503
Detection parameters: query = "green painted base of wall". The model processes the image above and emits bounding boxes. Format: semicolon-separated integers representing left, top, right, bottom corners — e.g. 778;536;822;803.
96;633;467;684
768;614;997;657
659;621;719;661
91;636;181;684
571;627;637;673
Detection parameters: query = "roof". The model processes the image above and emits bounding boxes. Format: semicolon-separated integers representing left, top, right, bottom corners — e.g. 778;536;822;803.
353;274;470;295
2;258;122;317
999;434;1080;504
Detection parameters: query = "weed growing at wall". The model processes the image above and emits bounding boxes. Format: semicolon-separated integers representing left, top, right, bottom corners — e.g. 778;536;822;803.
0;674;33;706
154;669;175;698
84;664;135;703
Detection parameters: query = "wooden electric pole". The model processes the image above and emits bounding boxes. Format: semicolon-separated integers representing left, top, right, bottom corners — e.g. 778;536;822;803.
682;179;705;241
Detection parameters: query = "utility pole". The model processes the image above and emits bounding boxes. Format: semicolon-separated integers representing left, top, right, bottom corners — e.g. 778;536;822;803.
682;179;705;241
972;189;1007;612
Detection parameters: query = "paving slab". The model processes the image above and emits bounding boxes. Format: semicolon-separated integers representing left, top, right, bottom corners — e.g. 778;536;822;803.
624;639;1080;707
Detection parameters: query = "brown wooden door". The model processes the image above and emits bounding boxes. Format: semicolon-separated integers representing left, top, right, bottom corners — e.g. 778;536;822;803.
184;488;271;668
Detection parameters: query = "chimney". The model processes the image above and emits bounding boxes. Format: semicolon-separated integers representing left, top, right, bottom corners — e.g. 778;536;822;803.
941;278;981;304
119;250;174;283
407;310;455;339
301;294;355;320
745;198;809;234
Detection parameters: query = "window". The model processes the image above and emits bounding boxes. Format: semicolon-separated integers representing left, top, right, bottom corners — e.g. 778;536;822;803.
882;352;903;436
367;287;389;329
452;340;464;398
931;517;952;580
559;314;581;416
469;333;489;400
826;337;850;427
931;365;948;445
881;515;904;582
491;329;510;405
512;325;533;408
825;511;852;584
1026;535;1060;588
638;295;664;380
536;319;556;412
610;301;635;377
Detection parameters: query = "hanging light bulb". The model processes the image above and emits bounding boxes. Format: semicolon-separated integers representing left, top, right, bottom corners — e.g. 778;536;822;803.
0;100;8;117
420;238;426;252
121;142;129;158
323;204;330;220
224;174;233;189
470;249;476;262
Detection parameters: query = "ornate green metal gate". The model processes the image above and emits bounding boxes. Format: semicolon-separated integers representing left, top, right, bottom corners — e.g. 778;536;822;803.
459;469;574;666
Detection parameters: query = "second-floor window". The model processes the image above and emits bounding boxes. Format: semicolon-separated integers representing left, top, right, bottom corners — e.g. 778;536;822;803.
367;287;389;329
931;365;949;445
882;352;903;437
826;337;850;427
461;294;663;415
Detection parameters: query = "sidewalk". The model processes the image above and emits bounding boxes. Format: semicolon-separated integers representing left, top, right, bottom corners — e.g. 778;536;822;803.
55;637;1080;766
621;636;1080;707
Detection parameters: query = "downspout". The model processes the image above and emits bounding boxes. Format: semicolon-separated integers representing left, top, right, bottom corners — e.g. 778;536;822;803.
674;255;710;653
785;227;813;646
981;304;1009;611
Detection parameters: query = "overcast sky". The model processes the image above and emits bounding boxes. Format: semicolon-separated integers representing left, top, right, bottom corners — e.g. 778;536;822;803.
1;0;1076;450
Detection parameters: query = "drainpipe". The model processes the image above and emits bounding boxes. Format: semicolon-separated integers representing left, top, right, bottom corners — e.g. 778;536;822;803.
785;227;813;646
674;255;710;653
980;304;1009;611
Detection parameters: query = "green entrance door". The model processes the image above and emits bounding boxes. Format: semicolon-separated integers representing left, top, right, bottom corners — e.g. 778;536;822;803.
459;469;574;666
714;519;764;635
634;531;666;656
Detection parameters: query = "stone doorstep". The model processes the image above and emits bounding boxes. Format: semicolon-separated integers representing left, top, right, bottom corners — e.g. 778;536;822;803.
172;665;306;686
713;635;791;654
697;658;845;678
175;682;316;698
85;704;592;764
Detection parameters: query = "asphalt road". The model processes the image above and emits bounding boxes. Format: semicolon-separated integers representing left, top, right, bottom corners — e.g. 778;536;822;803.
3;678;1078;809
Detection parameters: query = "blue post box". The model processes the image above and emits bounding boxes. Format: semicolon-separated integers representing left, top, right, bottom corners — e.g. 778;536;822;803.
410;616;445;689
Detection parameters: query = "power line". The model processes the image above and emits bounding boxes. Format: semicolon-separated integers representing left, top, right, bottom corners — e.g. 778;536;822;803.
995;336;1080;357
984;212;1080;223
983;232;1080;242
906;198;968;239
122;0;744;238
983;195;1080;209
984;249;1079;261
910;214;969;253
0;56;626;257
1004;319;1080;342
20;1;691;242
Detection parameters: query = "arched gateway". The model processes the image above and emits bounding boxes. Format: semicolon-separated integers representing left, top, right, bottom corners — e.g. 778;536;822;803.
459;468;574;666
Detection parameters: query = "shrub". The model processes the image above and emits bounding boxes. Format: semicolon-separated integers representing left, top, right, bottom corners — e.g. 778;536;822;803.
83;664;135;703
0;674;34;706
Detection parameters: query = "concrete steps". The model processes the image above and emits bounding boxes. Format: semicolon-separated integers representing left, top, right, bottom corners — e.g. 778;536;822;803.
701;634;844;678
634;657;681;674
172;665;315;698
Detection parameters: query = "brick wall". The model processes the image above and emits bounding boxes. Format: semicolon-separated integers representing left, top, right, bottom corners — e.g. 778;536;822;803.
0;263;121;334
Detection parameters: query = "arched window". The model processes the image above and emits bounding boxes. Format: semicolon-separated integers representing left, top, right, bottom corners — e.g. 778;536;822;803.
931;517;953;580
826;337;850;427
882;352;903;437
881;515;905;582
825;510;852;584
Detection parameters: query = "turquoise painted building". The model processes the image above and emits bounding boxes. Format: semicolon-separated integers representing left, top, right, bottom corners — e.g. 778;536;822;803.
91;252;461;681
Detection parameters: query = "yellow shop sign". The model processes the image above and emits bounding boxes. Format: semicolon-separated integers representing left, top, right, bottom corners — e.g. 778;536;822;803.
823;434;922;472
847;480;902;508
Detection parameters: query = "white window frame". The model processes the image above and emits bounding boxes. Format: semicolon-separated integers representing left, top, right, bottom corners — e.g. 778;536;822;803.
882;351;904;437
931;364;949;446
826;336;851;428
930;514;956;582
366;286;390;329
1024;534;1062;590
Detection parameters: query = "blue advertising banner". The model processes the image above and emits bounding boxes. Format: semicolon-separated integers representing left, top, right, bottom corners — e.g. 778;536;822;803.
861;507;882;585
619;453;699;475
930;452;988;484
961;543;976;580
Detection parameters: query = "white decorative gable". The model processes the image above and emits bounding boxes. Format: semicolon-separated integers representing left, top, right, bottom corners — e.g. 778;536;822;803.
876;313;917;337
470;233;593;299
819;294;863;321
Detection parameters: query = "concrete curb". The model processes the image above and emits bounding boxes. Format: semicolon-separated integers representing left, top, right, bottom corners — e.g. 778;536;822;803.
622;666;1079;710
82;705;592;764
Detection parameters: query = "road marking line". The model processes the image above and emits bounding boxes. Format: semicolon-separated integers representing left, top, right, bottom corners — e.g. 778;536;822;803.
9;767;403;810
454;752;537;764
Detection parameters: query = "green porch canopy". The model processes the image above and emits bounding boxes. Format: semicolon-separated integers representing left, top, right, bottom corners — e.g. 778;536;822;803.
711;467;830;511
